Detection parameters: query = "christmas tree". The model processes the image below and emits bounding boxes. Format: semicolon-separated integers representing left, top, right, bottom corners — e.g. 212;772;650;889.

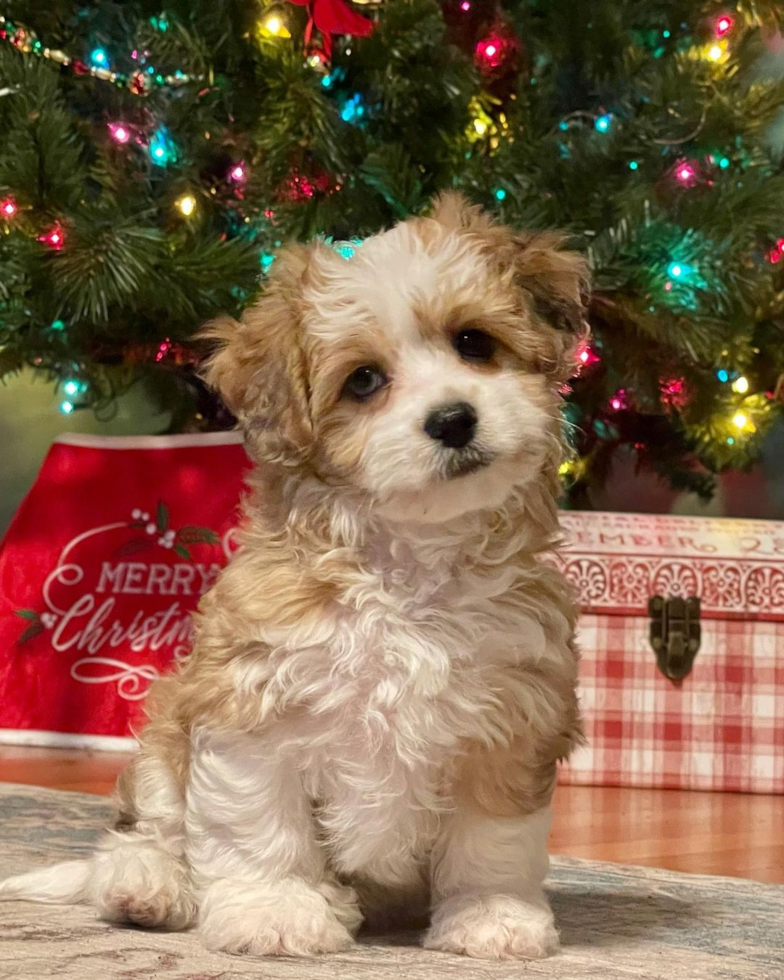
2;1;784;502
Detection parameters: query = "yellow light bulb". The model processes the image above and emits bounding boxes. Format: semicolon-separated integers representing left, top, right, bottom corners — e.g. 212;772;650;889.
558;461;572;476
474;119;487;135
260;13;291;38
707;43;724;62
732;411;748;430
177;193;196;217
731;375;749;394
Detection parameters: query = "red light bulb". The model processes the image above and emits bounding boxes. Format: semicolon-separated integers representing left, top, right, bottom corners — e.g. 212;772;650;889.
716;15;734;37
1;197;17;218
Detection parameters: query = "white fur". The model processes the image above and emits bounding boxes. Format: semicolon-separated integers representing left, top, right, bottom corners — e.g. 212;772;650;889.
0;209;579;962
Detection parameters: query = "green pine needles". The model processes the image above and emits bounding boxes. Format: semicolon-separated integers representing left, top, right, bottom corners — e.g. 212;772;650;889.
1;0;784;499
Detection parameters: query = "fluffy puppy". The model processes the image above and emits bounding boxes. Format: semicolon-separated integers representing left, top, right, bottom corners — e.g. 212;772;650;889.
0;194;587;961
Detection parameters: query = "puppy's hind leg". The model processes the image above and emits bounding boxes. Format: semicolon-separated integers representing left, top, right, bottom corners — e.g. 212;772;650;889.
90;748;196;930
0;747;195;930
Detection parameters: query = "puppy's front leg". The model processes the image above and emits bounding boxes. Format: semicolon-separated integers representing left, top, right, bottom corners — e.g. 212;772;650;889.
186;730;362;956
426;751;560;961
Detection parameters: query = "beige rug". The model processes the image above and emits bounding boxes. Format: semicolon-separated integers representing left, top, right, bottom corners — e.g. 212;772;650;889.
0;782;782;979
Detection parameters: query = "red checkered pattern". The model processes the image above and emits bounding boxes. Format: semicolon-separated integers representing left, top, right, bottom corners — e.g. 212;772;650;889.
559;616;784;794
556;512;784;794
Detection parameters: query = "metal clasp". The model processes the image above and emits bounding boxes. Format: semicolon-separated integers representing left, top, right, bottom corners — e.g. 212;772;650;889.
648;595;701;681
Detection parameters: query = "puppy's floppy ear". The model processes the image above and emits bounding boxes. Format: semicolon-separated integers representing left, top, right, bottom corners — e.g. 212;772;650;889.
513;231;590;336
431;191;590;377
200;244;319;467
512;232;590;378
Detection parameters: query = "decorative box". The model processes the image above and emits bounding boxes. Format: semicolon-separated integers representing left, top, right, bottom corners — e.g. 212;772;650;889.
556;511;784;794
0;433;249;750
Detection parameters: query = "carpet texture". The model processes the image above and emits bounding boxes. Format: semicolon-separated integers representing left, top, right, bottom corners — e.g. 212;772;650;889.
0;782;781;980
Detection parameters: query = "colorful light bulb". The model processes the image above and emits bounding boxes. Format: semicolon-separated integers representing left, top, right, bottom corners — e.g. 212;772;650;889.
39;225;65;249
60;400;74;414
732;411;749;430
109;123;130;144
676;163;696;183
716;15;734;37
260;13;291;38
717;369;729;383
667;261;692;279
732;375;749;394
629;160;639;171
90;48;109;67
176;193;196;217
149;127;177;166
707;43;724;62
494;188;507;201
229;164;246;182
461;0;471;10
1;197;17;218
475;35;505;70
595;114;612;133
63;380;80;396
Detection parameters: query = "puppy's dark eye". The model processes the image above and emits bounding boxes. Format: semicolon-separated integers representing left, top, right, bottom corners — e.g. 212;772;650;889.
342;365;387;401
453;329;497;364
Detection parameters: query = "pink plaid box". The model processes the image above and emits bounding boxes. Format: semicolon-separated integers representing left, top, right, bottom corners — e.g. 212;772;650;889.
554;511;784;794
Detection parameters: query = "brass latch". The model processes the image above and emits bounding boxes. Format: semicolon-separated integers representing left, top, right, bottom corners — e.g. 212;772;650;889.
648;595;701;681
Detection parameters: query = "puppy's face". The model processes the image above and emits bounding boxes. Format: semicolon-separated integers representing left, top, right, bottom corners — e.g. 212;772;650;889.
204;195;588;523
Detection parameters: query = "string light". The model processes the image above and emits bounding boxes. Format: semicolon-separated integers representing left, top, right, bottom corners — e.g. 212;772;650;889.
717;369;729;383
259;13;291;38
716;15;734;37
461;0;471;9
62;379;80;396
149;127;177;166
675;162;697;184
707;43;725;62
108;123;130;144
39;225;65;249
59;400;74;414
732;375;749;394
229;163;246;182
732;411;750;430
475;34;506;71
90;47;109;68
667;261;691;279
494;188;507;201
176;193;196;217
1;197;17;218
595;114;612;133
629;160;639;170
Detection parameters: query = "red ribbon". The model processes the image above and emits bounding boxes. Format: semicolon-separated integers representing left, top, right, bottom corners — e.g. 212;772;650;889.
286;0;374;58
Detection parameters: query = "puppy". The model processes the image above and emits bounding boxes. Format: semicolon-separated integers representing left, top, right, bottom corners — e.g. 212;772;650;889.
0;193;586;961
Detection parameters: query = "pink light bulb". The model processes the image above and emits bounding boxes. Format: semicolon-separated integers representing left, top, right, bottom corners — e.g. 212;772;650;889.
460;1;471;10
230;164;246;181
1;198;17;217
677;165;694;182
109;123;130;144
485;43;497;57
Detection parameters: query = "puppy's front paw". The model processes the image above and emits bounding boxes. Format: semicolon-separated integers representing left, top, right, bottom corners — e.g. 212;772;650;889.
425;894;559;961
199;877;357;957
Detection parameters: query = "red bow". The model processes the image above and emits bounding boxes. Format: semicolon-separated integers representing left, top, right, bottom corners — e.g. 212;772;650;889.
286;0;374;58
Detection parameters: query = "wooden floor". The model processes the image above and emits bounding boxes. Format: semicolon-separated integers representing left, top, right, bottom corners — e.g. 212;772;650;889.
1;746;782;884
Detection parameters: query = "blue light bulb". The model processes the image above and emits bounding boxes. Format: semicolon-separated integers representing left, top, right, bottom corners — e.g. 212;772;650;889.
90;48;109;67
494;188;507;201
595;114;612;133
717;369;729;383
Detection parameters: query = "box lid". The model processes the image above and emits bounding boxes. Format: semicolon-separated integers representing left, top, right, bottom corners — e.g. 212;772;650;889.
557;511;784;621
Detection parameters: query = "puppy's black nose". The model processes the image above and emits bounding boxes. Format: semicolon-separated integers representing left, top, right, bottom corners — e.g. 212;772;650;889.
424;401;478;449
